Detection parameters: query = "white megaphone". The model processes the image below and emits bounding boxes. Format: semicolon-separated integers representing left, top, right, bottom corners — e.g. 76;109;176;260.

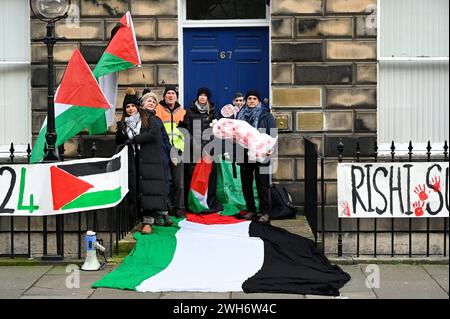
81;230;106;271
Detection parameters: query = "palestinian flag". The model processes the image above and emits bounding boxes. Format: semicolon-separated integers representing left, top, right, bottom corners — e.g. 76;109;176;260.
88;11;141;135
51;146;128;212
92;214;351;296
30;48;111;163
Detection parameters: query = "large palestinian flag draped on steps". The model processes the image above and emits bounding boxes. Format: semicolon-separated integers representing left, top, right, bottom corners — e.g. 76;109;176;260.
0;147;128;216
30;48;111;164
92;214;351;296
88;11;141;135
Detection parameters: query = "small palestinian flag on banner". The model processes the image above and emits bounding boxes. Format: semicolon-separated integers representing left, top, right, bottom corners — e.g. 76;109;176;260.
88;11;141;135
92;214;351;296
30;48;111;164
51;148;128;212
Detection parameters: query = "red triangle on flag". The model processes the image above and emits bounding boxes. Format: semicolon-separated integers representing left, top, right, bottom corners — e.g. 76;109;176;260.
105;11;141;66
50;166;94;210
54;48;111;109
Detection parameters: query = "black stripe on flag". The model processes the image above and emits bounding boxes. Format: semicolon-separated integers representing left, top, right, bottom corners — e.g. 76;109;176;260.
243;221;351;296
57;157;121;177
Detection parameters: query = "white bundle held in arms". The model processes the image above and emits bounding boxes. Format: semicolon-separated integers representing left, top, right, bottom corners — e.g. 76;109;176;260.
212;118;277;163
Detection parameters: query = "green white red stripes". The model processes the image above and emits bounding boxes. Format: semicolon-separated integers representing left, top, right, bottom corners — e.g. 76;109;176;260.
88;11;141;134
30;48;111;164
92;213;351;296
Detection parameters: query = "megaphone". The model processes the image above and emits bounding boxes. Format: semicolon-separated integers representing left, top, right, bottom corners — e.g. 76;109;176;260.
81;230;106;271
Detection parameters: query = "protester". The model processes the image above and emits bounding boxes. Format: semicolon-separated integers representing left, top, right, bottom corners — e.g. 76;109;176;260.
116;88;173;234
179;87;223;213
237;89;275;223
155;86;187;218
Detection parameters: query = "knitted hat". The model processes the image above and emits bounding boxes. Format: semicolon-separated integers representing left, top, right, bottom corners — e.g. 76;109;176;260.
141;92;159;105
245;89;261;102
197;87;211;100
163;85;179;98
123;87;140;109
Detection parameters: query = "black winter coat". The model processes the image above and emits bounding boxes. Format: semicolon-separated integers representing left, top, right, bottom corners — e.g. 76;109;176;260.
116;112;171;212
179;102;219;163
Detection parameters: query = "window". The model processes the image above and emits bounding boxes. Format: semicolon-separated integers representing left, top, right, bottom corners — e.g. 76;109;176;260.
378;0;449;152
0;0;31;155
186;0;267;20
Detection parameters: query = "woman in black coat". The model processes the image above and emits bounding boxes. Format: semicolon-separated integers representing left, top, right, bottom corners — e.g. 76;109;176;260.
116;88;172;234
179;87;223;213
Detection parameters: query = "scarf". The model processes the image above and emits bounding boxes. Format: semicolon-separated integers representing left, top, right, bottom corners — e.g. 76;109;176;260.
124;113;141;139
195;101;209;114
237;103;262;128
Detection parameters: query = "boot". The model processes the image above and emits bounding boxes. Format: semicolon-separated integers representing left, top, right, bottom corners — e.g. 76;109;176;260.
159;211;173;226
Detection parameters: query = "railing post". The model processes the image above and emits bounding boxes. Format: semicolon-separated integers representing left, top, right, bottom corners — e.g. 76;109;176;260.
426;141;432;257
444;141;448;258
408;141;413;258
355;141;360;258
373;141;378;258
9;143;14;258
390;141;395;257
337;139;344;257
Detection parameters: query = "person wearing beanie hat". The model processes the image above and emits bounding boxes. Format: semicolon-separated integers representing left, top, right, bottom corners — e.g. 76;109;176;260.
236;88;276;224
245;89;261;103
122;87;140;109
177;86;222;213
155;85;186;218
116;88;173;232
141;92;159;113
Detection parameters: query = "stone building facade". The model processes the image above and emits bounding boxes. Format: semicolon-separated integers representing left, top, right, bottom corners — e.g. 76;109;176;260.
27;0;448;256
30;0;377;213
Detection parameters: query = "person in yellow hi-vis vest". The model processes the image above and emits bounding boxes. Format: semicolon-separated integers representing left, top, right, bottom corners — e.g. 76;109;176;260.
155;86;186;218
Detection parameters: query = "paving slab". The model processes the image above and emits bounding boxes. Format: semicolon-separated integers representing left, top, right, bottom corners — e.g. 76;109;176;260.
0;289;27;299
231;292;305;299
160;292;231;299
0;266;53;290
45;264;116;276
422;265;449;294
90;288;162;299
339;265;375;295
373;265;448;299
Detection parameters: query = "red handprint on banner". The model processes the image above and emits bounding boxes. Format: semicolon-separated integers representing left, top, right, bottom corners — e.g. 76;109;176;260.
430;176;441;192
413;201;425;217
414;184;429;201
340;202;351;217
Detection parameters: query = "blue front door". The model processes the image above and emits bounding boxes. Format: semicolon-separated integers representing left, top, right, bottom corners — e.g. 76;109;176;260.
183;27;269;114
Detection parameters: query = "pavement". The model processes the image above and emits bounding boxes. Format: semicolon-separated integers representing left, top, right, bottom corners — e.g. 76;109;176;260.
0;264;448;299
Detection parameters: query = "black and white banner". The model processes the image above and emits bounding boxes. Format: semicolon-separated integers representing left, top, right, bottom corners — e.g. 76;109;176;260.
337;162;449;218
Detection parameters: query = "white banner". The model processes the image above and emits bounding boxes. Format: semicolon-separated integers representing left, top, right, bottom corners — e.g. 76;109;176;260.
337;162;449;218
0;147;128;216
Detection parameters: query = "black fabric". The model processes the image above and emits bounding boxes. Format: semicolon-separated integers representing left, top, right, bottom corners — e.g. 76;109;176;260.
270;184;296;220
243;222;351;296
169;160;184;212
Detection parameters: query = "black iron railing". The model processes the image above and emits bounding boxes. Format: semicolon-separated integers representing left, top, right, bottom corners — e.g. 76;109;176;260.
305;138;449;257
0;142;138;260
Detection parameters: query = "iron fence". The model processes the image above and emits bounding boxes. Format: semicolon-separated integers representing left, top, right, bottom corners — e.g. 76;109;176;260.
304;137;449;258
0;141;138;260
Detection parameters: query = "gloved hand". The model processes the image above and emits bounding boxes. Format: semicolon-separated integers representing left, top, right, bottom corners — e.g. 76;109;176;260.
124;138;134;145
223;152;231;160
116;121;123;131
